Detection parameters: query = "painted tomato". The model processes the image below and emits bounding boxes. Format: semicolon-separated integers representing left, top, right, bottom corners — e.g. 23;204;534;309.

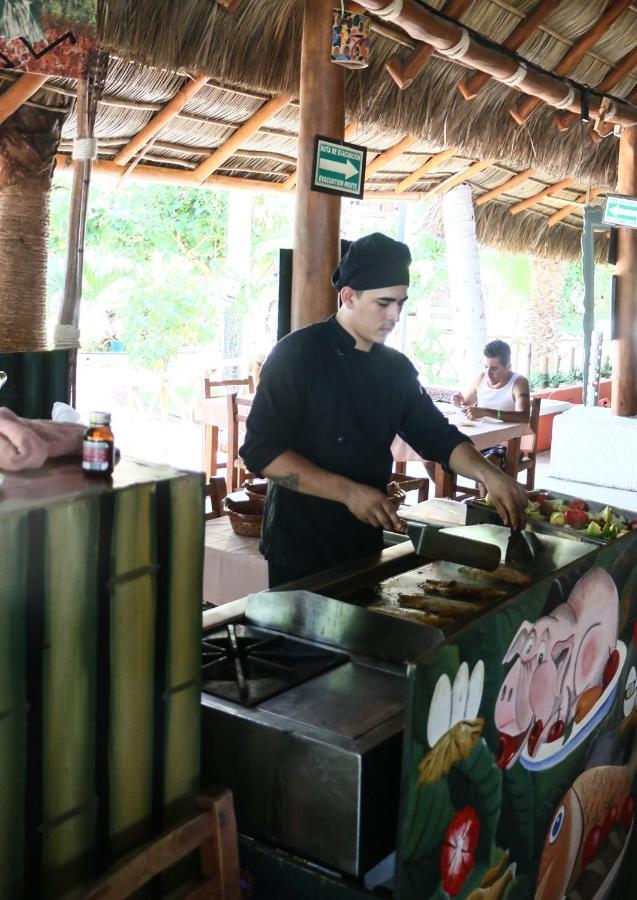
527;719;544;756
621;795;634;831
546;720;565;743
581;824;603;869
440;806;480;897
601;805;619;838
567;499;590;512
602;649;620;688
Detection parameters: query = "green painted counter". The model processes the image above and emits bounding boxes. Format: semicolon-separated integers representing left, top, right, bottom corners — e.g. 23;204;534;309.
0;458;204;898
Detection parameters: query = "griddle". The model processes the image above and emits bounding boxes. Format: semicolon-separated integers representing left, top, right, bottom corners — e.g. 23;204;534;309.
369;524;594;629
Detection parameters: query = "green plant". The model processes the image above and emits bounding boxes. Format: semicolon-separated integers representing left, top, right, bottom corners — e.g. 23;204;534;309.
410;322;450;383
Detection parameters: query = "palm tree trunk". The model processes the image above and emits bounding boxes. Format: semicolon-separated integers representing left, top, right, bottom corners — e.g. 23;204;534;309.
441;183;487;380
0;105;63;351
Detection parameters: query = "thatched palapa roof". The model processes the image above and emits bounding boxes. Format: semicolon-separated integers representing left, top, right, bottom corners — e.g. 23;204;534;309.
7;0;637;260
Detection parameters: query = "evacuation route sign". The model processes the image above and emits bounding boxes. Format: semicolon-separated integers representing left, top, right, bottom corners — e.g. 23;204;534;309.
312;135;366;199
603;193;637;229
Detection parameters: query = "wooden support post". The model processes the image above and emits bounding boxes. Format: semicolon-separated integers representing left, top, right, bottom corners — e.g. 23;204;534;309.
0;73;48;125
291;0;344;330
612;125;637;416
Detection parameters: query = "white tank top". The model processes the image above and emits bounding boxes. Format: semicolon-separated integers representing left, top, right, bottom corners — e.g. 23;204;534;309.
476;372;520;411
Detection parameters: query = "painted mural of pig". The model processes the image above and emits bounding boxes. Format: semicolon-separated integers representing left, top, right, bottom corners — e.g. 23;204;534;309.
494;568;619;769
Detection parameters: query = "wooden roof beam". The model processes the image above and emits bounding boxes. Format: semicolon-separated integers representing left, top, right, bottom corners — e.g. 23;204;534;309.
57;153;290;194
510;0;633;125
475;168;537;205
458;0;560;100
385;0;473;90
0;73;49;125
431;158;495;195
554;44;637;132
193;94;291;183
547;189;605;227
395;147;458;193
113;74;210;166
509;178;576;215
365;134;419;176
354;1;637;127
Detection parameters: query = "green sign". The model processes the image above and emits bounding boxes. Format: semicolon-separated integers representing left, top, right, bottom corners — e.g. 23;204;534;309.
603;193;637;229
312;136;366;199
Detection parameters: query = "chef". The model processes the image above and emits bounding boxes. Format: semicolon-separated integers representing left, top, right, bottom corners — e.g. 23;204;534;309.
240;233;528;587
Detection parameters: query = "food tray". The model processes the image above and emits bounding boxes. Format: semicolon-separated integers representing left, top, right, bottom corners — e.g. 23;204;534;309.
466;492;637;545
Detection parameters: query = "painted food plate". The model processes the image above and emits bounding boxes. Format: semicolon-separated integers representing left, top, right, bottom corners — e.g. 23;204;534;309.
520;640;627;771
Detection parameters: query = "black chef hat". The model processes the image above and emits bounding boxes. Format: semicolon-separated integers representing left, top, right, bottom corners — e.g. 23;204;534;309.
331;232;411;291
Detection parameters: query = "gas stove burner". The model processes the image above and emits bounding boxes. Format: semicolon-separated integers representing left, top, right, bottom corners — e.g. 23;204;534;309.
202;623;346;707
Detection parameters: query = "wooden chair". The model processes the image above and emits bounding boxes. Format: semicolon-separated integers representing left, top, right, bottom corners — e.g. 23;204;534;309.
203;375;254;399
83;790;240;899
517;396;541;490
205;476;228;520
226;393;254;492
389;471;430;504
202;377;254;479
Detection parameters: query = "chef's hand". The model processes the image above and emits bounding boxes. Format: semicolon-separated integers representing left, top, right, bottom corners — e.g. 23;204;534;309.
482;469;528;529
462;406;485;421
345;483;406;533
451;391;464;407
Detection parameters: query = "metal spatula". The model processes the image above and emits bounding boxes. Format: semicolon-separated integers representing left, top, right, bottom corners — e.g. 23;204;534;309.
407;523;501;571
505;527;537;569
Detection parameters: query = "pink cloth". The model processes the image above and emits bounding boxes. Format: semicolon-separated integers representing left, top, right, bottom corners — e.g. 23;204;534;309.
0;407;84;471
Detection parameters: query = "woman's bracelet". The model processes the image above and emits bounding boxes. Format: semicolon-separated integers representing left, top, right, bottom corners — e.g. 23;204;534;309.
496;409;502;421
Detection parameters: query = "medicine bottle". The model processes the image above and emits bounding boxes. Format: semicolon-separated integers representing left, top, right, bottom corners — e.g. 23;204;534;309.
82;411;114;477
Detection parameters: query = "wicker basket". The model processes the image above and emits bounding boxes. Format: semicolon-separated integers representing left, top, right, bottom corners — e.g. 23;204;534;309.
224;496;263;538
243;479;267;503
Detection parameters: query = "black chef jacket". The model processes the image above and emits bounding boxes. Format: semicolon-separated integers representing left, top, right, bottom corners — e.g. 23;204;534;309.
240;316;470;574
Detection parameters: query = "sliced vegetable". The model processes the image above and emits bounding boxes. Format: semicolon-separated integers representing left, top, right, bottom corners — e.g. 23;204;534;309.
565;508;589;529
550;512;565;526
587;521;603;538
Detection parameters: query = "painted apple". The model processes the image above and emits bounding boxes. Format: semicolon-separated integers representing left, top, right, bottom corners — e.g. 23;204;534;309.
440;806;480;897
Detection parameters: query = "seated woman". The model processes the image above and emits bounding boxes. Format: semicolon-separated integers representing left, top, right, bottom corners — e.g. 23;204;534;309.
424;339;530;479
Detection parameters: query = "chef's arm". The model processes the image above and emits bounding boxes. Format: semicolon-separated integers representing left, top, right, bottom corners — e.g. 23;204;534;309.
262;450;405;532
447;442;528;528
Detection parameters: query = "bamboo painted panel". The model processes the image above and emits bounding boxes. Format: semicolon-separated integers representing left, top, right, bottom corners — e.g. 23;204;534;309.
0;464;203;898
0;511;28;898
397;533;637;900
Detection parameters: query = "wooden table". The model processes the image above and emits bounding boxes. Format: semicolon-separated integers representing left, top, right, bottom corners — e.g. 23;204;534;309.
391;408;533;497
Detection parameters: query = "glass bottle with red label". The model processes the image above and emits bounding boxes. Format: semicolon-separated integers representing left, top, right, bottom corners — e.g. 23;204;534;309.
82;411;114;477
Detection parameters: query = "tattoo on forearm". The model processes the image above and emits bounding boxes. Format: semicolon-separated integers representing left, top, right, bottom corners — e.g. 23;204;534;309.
268;473;300;491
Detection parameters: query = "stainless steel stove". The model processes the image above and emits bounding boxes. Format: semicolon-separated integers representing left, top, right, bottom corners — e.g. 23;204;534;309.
201;622;346;707
201;588;442;878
